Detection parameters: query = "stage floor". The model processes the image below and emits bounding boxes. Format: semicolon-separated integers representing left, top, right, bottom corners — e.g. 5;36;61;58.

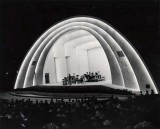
0;81;135;101
41;81;126;90
0;81;138;101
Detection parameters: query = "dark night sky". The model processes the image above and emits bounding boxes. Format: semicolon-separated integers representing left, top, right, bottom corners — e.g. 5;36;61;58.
0;0;160;91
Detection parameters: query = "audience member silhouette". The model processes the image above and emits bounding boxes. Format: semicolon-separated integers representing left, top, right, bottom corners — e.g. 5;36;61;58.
0;93;159;129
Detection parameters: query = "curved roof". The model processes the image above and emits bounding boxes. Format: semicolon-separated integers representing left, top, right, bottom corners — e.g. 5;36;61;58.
14;17;158;94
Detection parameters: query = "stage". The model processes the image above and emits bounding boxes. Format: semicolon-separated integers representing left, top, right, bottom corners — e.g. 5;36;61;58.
15;81;130;93
11;81;134;98
0;81;135;101
0;81;138;101
37;81;127;90
43;81;109;86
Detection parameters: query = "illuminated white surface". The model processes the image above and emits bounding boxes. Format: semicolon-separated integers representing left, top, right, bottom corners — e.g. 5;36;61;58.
34;26;124;88
14;17;158;93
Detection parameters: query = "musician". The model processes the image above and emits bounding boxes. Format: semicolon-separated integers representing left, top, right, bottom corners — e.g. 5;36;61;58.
97;71;101;79
68;74;72;85
72;73;76;84
76;75;80;84
85;72;89;82
80;75;85;84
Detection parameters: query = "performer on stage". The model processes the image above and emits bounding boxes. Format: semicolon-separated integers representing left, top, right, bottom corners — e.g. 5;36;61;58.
72;73;76;84
68;74;72;85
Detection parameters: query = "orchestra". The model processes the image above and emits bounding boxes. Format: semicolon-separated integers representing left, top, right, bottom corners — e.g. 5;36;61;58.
62;71;105;85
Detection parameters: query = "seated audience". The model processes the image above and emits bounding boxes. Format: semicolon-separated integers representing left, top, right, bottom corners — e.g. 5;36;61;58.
0;93;159;129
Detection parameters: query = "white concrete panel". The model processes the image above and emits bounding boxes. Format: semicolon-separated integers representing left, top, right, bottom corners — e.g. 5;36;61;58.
43;55;57;84
52;43;65;57
77;49;89;75
88;47;111;81
60;30;91;44
65;46;76;57
77;41;101;50
65;46;79;75
66;56;79;75
55;57;67;82
63;35;96;46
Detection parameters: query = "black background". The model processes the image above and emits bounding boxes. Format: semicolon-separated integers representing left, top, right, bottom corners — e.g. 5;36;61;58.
0;0;160;91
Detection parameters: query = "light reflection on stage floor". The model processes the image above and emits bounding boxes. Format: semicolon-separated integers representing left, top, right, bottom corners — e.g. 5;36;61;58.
40;81;139;92
41;81;125;90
